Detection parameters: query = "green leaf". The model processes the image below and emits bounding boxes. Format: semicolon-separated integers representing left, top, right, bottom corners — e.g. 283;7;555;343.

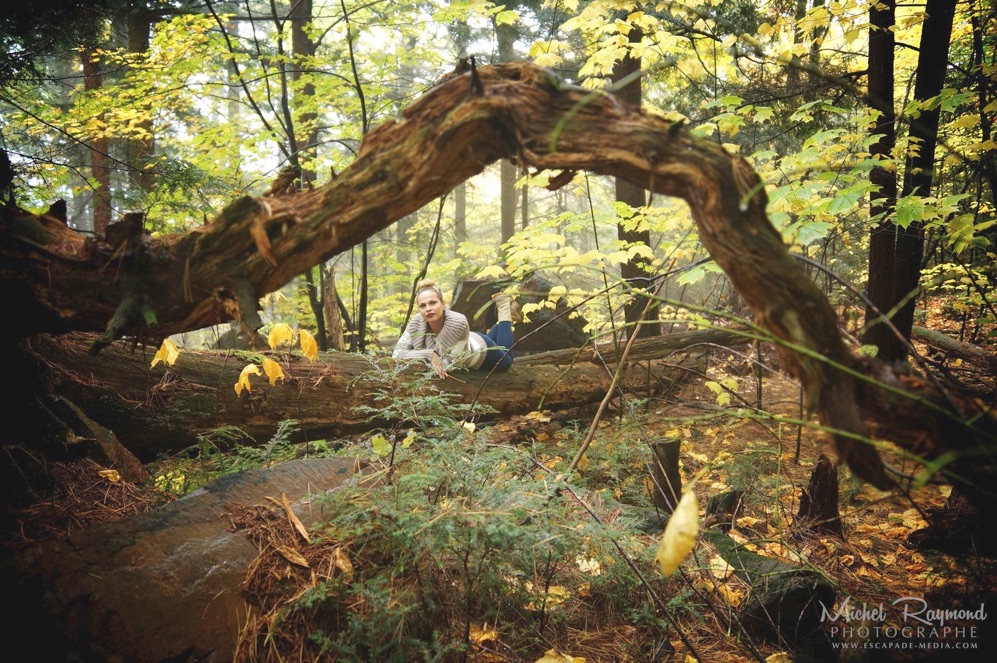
795;221;831;246
895;194;925;229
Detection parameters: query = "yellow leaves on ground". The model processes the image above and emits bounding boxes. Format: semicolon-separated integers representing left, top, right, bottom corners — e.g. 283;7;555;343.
98;469;121;483
469;623;498;645
535;650;585;663
655;490;699;577
150;338;180;368
235;364;261;395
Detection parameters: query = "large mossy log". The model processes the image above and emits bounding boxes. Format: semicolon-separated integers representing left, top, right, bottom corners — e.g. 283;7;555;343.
25;330;737;460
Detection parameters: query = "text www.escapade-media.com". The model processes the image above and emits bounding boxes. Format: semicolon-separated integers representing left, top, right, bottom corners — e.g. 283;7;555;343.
822;596;986;651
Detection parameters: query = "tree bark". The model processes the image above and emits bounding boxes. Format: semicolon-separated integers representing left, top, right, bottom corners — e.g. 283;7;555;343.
1;62;993;495
25;330;715;461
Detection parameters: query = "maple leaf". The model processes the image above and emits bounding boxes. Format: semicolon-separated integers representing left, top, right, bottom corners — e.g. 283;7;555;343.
262;357;286;385
235;364;261;395
299;329;318;360
267;322;295;350
655;490;699;577
151;338;180;368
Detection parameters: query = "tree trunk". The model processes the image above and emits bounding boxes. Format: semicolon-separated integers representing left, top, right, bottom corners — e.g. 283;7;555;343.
863;0;899;359
1;62;993;496
24;330;715;461
797;454;844;538
892;0;957;356
613;25;659;339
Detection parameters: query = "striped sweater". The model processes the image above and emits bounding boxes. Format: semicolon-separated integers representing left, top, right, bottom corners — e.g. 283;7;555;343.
392;309;485;369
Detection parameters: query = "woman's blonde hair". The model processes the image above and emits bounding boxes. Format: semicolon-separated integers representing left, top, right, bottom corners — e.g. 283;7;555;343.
416;279;445;301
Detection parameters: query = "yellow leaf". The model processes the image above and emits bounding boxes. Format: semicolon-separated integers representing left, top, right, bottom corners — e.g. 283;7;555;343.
235;364;261;395
267;323;295;350
333;546;354;579
299;329;319;360
98;469;121;483
469;623;498;645
276;544;309;568
655;490;699;576
262;357;286;385
535;650;586;663
462;421;476;435
282;493;309;542
766;653;793;663
402;431;417;448
717;582;744;607
371;433;391;456
151;338;180;368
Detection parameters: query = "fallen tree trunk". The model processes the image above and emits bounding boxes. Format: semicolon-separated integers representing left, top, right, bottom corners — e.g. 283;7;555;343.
26;330;732;460
912;325;997;374
3;61;994;497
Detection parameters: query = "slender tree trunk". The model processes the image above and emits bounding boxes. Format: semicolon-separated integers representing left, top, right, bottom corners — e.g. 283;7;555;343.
893;0;957;355
613;25;659;338
126;9;154;195
82;48;111;235
495;19;518;246
863;0;900;359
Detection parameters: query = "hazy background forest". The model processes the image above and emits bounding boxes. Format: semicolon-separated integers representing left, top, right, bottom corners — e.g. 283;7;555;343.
2;1;996;662
4;0;991;356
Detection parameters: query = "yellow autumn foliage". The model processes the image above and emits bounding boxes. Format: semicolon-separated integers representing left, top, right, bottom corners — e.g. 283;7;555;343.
655;490;699;577
299;329;319;359
262;357;286;385
150;338;180;368
267;322;295;350
235;364;261;395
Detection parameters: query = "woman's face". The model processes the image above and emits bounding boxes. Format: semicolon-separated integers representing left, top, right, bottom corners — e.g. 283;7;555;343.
417;289;445;325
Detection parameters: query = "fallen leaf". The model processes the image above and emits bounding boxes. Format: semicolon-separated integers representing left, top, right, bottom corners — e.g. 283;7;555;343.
282;493;309;542
332;546;354;579
469;623;498;644
535;650;585;663
98;469;121;483
277;544;309;568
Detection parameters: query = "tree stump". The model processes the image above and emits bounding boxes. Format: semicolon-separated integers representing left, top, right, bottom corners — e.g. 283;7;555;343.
796;454;844;538
648;438;681;513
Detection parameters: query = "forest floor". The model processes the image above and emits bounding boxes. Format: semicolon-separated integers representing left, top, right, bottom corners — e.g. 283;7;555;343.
6;305;996;662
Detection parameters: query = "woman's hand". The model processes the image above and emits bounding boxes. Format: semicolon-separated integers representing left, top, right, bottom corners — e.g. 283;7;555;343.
431;351;447;379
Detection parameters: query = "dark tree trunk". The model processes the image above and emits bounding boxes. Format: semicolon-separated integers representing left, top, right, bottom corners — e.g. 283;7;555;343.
613;26;659;339
863;0;900;359
892;0;957;357
797;454;844;538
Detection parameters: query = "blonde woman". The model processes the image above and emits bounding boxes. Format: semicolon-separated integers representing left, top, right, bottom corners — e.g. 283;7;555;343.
393;279;518;378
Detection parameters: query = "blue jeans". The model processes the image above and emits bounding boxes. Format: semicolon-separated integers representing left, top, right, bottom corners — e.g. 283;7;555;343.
474;321;514;371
